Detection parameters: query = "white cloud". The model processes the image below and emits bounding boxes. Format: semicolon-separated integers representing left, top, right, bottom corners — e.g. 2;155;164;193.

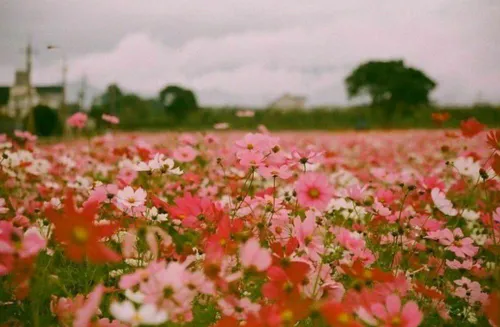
0;0;499;106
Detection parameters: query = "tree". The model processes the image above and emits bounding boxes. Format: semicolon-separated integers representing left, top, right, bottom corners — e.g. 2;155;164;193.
345;60;437;114
32;105;61;136
159;85;198;121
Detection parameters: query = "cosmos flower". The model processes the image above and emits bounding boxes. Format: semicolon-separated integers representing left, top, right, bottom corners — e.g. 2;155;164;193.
102;114;120;125
239;238;272;272
67;112;88;129
295;172;334;210
430;188;457;216
110;301;168;326
44;192;121;263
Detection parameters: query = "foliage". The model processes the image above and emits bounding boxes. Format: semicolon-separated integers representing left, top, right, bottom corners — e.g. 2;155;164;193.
345;60;437;116
116;105;500;131
32;105;61;137
0;123;499;326
159;85;199;121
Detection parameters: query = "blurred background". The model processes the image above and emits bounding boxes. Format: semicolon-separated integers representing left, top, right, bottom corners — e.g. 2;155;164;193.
0;0;499;135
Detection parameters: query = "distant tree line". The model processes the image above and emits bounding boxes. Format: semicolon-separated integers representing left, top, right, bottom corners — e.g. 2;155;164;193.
2;59;498;136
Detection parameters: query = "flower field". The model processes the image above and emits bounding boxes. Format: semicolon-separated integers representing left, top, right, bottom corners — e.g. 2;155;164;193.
0;121;499;326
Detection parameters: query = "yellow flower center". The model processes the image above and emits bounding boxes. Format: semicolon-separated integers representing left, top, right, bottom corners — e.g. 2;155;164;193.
337;313;351;324
127;197;136;204
308;188;320;199
363;270;373;279
72;226;89;244
391;316;402;325
281;309;293;322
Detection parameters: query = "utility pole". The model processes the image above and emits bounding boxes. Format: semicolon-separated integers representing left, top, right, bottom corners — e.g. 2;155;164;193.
47;45;68;135
78;75;87;110
25;42;35;133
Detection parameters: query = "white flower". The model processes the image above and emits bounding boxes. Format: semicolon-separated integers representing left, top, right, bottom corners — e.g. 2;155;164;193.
110;301;168;326
135;153;183;175
145;207;168;222
431;188;457;216
116;186;147;209
26;159;51;176
462;209;479;221
0;198;8;214
454;157;480;180
124;289;146;303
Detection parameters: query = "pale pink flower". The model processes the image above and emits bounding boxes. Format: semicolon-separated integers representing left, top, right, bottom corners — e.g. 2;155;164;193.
110;301;168;326
19;228;46;258
213;122;229;130
67;112;88;129
360;294;423;327
173;146;198;163
236;110;255;118
295;172;334;210
0;198;8;214
294;211;324;261
116;186;147;210
239;238;272;272
102;114;120;125
74;284;105;327
258;164;292;179
239;151;264;169
431;188;457;216
14;130;37;142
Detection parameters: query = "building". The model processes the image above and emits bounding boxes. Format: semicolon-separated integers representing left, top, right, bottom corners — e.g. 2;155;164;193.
0;43;64;122
268;93;307;110
0;71;64;119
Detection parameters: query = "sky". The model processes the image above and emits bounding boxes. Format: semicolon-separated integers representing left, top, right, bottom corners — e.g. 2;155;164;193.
0;0;499;107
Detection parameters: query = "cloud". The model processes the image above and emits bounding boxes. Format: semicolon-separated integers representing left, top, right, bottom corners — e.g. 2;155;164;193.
1;0;499;106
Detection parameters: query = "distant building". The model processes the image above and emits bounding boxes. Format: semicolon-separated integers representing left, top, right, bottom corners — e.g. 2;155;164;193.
268;93;307;110
0;70;64;119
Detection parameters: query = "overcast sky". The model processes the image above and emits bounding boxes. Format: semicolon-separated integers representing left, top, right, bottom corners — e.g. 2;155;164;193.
1;0;499;106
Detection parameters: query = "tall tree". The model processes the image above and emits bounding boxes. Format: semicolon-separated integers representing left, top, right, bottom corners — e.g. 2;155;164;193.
159;85;198;121
345;60;437;114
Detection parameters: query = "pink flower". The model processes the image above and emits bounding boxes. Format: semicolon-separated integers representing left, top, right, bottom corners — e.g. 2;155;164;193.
240;238;272;272
359;294;423;327
426;228;478;258
448;237;478;258
102;114;120;125
115;186;147;213
289;149;323;166
19;228;46;258
239;151;264;169
454;277;488;305
73;284;105;327
67;112;88;129
295;172;334;210
258;165;292;179
173;146;198;163
14;130;37;142
294;211;324;261
431;188;457;216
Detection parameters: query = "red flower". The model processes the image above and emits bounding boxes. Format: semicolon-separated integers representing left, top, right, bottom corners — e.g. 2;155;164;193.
320;301;361;327
270;238;310;278
262;264;309;301
492;153;500;177
414;281;444;300
484;291;500;327
486;130;500;151
45;192;121;263
460;118;485;138
431;112;450;124
341;261;394;283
